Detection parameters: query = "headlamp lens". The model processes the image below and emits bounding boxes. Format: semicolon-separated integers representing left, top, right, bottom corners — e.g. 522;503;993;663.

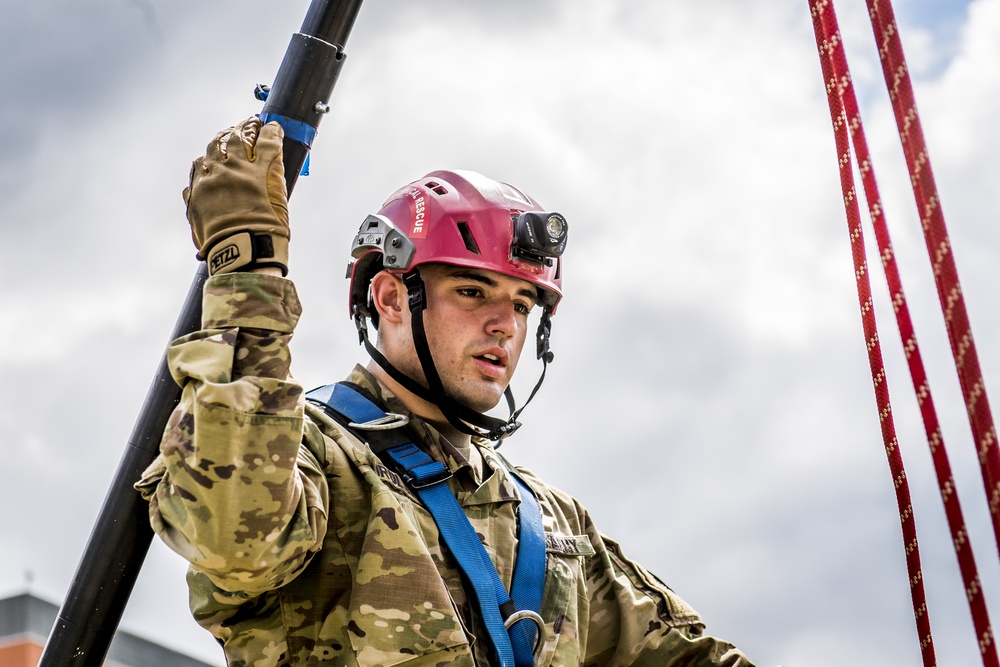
545;214;567;240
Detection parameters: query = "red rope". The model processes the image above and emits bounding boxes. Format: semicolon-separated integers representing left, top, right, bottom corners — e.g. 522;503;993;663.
864;0;1000;557
810;0;999;664
808;4;935;665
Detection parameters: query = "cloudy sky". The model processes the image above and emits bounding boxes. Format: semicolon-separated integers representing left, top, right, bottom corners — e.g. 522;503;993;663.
2;0;998;665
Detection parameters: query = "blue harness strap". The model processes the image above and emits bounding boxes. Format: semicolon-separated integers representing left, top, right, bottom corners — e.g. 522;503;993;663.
306;383;546;666
382;443;519;667
508;473;545;657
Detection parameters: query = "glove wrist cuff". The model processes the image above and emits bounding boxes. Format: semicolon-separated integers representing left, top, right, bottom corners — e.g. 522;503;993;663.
205;230;289;277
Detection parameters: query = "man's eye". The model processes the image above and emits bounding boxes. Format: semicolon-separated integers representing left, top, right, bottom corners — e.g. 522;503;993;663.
457;288;482;298
514;303;533;315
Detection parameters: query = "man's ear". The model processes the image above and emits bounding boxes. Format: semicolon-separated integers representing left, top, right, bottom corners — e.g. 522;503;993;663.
369;271;406;325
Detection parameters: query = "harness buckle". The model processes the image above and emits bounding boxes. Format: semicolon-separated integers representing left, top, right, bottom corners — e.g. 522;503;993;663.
504;609;546;663
348;413;410;431
405;467;453;489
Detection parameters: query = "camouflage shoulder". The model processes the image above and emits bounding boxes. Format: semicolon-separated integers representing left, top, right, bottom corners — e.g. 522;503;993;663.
302;400;374;471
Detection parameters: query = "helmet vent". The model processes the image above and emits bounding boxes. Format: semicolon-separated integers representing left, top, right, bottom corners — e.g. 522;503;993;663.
425;181;449;196
456;221;481;255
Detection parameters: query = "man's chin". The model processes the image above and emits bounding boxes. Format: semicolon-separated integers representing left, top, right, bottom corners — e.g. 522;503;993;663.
463;396;504;414
449;383;506;413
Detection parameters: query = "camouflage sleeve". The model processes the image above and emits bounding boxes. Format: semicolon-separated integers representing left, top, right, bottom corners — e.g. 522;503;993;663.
581;508;755;667
136;272;329;596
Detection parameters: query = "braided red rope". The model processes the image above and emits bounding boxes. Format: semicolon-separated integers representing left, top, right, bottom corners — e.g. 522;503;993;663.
809;4;935;665
864;0;1000;557
810;1;998;664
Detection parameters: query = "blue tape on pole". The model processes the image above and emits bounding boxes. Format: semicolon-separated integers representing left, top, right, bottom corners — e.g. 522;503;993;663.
258;112;318;148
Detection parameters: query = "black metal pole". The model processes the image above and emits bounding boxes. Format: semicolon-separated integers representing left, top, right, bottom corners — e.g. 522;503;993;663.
39;2;363;665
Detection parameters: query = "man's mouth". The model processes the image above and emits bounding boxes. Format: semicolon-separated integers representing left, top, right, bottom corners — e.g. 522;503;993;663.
473;350;508;379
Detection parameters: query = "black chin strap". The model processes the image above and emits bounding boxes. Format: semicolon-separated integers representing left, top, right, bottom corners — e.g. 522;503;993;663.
355;269;553;442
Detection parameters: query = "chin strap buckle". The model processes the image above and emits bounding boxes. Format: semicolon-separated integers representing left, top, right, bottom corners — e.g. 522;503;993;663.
403;270;427;312
354;309;369;345
536;308;554;363
488;420;522;441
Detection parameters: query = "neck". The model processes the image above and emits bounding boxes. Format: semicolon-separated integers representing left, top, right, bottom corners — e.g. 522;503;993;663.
366;360;474;449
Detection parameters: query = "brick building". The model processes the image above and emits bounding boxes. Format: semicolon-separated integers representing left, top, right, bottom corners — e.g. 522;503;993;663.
0;592;219;667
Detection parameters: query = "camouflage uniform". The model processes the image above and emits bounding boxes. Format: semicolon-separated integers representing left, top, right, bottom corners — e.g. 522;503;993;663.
137;272;753;667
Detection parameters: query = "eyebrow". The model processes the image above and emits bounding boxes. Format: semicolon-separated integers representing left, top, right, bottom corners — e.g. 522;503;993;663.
446;269;539;304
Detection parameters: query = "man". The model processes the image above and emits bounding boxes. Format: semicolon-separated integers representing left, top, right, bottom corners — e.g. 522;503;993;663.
137;117;755;666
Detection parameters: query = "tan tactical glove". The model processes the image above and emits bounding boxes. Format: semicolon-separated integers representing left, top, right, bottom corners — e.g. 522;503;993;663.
184;117;290;276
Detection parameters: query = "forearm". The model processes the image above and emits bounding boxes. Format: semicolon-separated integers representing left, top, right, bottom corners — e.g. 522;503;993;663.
140;273;328;594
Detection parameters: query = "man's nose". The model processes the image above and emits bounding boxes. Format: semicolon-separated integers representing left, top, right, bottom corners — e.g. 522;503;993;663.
486;300;518;338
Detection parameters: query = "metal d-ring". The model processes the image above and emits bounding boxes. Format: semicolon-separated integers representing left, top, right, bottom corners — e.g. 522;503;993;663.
504;609;546;661
347;413;410;431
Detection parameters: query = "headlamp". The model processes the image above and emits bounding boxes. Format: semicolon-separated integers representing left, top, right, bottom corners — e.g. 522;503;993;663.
512;211;569;265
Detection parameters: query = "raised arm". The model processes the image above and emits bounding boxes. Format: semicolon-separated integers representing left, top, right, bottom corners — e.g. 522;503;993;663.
136;119;328;595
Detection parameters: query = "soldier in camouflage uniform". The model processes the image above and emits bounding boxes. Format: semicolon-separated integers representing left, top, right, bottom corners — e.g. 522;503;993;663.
136;117;758;667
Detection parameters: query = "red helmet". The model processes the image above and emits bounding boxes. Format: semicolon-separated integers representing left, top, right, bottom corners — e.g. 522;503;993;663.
347;170;568;440
348;170;565;322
